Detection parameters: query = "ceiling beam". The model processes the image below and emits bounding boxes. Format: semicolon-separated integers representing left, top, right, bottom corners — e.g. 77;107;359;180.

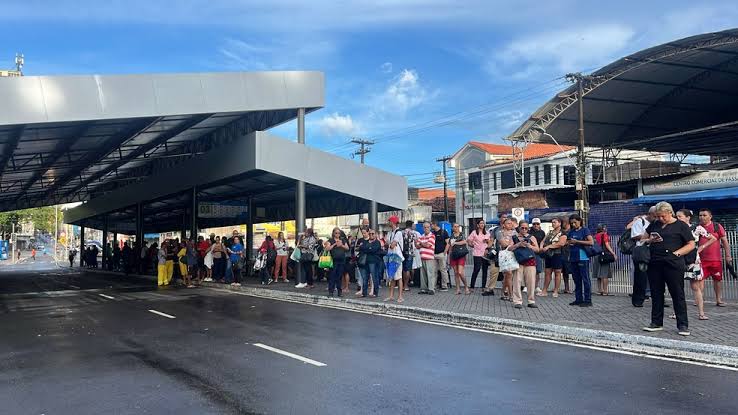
0;125;25;185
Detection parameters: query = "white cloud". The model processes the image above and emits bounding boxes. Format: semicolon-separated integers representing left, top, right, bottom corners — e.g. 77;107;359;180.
486;24;636;78
380;62;393;73
374;69;436;115
216;37;337;71
315;112;361;137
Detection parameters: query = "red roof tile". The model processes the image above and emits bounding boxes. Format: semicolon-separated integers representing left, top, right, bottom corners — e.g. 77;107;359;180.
468;141;574;160
417;188;456;200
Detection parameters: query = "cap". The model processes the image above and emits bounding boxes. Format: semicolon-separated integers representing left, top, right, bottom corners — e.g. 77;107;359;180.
531;218;541;224
388;216;400;224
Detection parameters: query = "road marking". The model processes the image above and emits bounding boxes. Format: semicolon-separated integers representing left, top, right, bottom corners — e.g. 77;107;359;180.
148;309;176;319
68;285;80;289
251;343;327;367
98;294;115;300
220;288;738;372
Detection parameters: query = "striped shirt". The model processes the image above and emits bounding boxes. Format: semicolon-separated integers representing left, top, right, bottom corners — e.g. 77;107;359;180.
418;233;436;260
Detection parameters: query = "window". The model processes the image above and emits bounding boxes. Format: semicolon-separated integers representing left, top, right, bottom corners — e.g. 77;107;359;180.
524;167;531;187
492;172;498;190
556;165;560;184
544;165;552;184
535;166;540;185
468;171;482;190
501;170;515;189
563;166;576;186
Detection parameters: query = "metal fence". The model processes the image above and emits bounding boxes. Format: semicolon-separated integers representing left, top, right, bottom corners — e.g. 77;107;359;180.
604;233;738;301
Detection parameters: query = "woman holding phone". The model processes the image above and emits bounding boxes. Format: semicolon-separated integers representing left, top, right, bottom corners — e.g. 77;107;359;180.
643;202;695;336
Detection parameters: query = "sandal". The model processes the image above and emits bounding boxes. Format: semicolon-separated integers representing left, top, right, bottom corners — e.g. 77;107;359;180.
716;302;727;307
552;293;559;298
397;298;404;303
464;289;471;295
536;292;548;297
699;314;709;320
669;313;676;319
455;291;461;295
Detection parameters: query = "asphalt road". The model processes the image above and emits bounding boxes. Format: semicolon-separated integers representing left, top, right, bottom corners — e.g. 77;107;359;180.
2;264;738;414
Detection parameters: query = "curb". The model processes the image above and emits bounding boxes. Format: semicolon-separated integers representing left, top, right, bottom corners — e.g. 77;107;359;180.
204;282;738;368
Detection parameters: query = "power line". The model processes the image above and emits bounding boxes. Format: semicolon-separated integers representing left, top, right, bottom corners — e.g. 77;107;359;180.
350;138;374;164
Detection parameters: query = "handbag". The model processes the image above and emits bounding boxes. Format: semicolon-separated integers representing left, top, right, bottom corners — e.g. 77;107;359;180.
584;243;602;258
617;232;635;255
318;252;333;269
451;244;469;260
290;248;301;262
632;244;650;264
512;236;535;264
598;235;615;264
498;250;520;273
300;252;314;262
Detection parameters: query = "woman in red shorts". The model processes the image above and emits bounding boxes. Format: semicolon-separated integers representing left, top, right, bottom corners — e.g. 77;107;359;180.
448;223;471;295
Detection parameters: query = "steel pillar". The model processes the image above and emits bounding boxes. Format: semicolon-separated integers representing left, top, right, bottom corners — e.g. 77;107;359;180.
370;201;378;230
190;187;198;239
102;216;109;268
79;226;85;267
246;197;254;262
295;108;306;283
136;202;144;245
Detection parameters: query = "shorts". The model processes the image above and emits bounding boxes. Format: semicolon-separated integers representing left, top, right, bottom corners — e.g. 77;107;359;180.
449;256;466;267
402;257;414;273
197;257;205;269
702;261;723;281
545;254;563;270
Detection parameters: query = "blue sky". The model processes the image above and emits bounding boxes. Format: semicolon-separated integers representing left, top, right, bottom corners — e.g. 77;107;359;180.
2;0;737;188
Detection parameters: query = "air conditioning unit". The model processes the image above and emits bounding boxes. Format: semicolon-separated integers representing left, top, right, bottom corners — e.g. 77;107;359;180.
434;174;446;184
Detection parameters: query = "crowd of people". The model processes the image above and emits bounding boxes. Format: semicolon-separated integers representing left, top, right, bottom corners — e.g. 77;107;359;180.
89;202;732;337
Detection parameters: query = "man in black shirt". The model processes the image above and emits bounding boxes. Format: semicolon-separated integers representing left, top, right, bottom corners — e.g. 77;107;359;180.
530;218;547;295
432;221;451;291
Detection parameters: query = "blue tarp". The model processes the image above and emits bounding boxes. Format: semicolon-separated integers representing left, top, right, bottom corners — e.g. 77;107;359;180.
632;187;738;205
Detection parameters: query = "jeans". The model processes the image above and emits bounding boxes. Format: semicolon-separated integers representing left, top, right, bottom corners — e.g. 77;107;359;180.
328;262;346;294
301;261;314;285
571;260;591;303
224;258;234;283
420;259;437;292
470;256;489;288
361;263;379;296
632;259;648;306
648;260;688;329
434;253;450;288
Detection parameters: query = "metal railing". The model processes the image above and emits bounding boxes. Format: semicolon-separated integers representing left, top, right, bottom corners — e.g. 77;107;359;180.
603;233;738;300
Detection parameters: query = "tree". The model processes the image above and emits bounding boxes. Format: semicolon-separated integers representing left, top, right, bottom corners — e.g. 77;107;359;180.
0;206;63;238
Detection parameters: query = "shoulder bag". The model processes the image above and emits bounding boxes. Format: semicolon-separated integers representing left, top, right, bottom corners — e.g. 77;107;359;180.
512;235;536;264
598;234;615;264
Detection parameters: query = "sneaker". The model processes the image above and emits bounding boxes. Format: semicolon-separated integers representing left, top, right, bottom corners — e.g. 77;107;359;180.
678;327;690;336
522;287;528;293
481;291;495;297
204;278;213;282
440;287;449;292
514;304;523;309
642;324;663;332
428;290;435;295
284;279;290;283
295;283;306;288
569;301;582;306
579;302;592;307
418;290;428;295
267;279;274;285
535;287;542;294
260;282;265;285
234;282;241;287
527;303;538;308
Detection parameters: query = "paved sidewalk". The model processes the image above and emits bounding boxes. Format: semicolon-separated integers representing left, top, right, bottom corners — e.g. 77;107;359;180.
216;278;738;348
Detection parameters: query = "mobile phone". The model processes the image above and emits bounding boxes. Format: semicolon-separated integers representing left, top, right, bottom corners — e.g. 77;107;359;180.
650;232;662;239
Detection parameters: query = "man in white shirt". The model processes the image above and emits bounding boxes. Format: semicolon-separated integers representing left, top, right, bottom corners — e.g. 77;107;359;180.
626;206;657;307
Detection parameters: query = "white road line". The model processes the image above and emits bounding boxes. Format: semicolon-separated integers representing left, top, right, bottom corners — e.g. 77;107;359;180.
148;309;176;319
98;294;115;300
251;343;327;367
68;285;80;289
221;289;738;372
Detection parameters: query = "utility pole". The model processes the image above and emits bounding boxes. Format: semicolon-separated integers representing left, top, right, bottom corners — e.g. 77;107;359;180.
436;155;453;222
566;72;590;225
351;138;374;164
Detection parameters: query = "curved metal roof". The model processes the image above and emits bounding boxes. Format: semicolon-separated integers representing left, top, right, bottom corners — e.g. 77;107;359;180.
510;28;738;156
0;71;324;211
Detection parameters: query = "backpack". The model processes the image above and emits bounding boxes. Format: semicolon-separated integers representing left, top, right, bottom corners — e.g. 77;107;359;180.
618;217;644;255
266;247;277;265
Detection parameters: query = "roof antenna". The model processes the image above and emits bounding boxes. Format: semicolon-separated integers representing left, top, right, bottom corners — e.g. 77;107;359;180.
14;53;24;75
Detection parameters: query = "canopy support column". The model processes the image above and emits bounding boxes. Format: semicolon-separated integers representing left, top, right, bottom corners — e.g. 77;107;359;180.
102;216;108;269
246;197;254;262
295;108;306;284
190;187;198;240
370;201;378;230
79;226;85;267
136;202;143;246
181;212;187;241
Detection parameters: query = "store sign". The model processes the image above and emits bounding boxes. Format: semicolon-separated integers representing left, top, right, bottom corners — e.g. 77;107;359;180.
198;202;248;220
511;207;525;222
642;169;738;195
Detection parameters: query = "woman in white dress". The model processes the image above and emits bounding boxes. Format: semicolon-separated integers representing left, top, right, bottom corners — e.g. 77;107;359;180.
676;209;716;321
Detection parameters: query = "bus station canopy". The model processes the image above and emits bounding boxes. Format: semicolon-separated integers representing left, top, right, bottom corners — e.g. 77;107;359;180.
510;28;738;156
0;71;407;233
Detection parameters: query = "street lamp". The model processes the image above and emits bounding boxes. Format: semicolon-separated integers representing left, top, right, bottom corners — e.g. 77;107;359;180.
529;124;589;222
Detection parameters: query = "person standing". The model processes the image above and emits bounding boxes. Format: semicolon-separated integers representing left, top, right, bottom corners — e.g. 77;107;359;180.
416;222;437;295
642;202;694;336
211;236;226;283
31;247;36;261
567;214;594;307
509;220;540;308
165;240;176;284
530;218;546;295
697;208;733;307
560;218;572;294
401;221;420;291
196;236;210;281
296;228;318;289
157;242;168;286
627;206;657;307
384;216;405;303
431;221;451;291
327;227;349;297
228;236;245;287
187;239;198;286
538;218;567;298
448;223;471;295
177;242;192;288
593;224;616;296
677;209;715;320
274;232;290;283
353;228;369;296
467;219;491;292
358;229;383;297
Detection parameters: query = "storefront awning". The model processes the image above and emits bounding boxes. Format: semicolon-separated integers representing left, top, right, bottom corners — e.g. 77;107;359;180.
632;187;738;205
